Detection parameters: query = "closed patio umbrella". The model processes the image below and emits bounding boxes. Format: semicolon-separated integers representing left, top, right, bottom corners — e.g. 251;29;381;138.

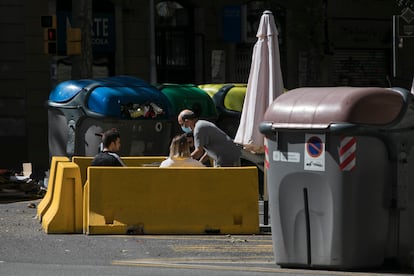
234;10;284;153
234;10;284;226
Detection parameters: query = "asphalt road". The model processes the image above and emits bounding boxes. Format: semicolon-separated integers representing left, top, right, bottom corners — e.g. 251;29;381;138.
0;198;409;276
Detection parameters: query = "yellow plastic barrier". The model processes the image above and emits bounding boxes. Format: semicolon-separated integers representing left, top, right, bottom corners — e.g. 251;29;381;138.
37;156;70;221
41;162;83;234
84;167;259;235
71;156;167;185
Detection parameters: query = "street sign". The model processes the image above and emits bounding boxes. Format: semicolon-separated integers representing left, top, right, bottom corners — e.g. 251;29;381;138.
304;134;325;171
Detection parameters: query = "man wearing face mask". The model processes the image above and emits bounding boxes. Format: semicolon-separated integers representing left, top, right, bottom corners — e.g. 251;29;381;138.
177;109;241;167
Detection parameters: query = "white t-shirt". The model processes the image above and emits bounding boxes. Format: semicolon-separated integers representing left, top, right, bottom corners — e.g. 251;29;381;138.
159;157;205;167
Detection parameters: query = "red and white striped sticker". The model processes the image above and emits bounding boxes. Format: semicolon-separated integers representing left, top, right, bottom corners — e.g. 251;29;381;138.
264;138;269;169
339;136;356;171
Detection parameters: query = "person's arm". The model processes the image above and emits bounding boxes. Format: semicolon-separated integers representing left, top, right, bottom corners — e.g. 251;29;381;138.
191;146;204;160
198;152;209;163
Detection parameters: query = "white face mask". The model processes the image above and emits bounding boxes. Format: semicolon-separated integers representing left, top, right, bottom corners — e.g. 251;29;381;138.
181;125;192;133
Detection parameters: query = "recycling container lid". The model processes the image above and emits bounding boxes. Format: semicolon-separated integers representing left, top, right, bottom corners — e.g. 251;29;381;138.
221;84;246;112
199;83;246;113
198;84;227;98
263;87;406;130
88;85;171;118
49;79;96;103
158;83;217;119
48;76;172;119
49;76;154;103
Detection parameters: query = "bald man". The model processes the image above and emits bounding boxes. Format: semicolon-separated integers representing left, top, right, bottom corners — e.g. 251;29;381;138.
177;109;241;167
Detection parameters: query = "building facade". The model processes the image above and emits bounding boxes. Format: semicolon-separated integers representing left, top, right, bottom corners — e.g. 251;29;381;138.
0;0;409;173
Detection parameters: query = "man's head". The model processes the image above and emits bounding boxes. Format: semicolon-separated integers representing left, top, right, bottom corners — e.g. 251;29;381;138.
102;128;121;152
178;109;197;133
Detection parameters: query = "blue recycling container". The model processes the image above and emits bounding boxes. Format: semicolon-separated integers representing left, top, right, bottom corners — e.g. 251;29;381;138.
48;75;173;159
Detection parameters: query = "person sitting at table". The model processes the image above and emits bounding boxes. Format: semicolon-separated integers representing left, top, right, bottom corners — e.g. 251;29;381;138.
159;134;205;167
91;128;126;166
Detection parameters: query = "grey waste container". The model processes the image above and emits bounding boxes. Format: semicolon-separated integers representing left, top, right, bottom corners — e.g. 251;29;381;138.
259;87;414;270
48;75;173;160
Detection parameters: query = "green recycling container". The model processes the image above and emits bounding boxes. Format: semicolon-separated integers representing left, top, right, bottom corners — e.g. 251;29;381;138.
157;83;218;136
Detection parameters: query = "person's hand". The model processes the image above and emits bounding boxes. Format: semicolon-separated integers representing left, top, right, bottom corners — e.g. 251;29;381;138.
199;152;209;163
191;147;204;160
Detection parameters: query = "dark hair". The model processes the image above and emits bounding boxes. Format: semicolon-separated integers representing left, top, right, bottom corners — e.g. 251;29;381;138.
181;110;197;121
102;128;120;148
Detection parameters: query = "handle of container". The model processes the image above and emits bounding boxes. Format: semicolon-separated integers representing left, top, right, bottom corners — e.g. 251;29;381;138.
260;121;381;136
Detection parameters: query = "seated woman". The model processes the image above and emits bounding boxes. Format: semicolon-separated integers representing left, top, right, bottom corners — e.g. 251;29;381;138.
159;134;205;167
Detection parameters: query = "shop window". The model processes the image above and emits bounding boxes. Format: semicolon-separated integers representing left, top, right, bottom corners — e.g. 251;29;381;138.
155;1;194;83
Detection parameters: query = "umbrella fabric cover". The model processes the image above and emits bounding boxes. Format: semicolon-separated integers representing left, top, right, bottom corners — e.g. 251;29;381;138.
411;77;414;95
234;10;284;153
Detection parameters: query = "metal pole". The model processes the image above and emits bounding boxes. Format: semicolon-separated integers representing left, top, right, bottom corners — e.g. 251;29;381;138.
263;168;269;225
71;0;93;79
149;0;157;84
393;15;398;78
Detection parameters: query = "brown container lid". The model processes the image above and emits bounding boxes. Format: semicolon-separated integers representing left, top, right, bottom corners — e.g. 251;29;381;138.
263;87;405;129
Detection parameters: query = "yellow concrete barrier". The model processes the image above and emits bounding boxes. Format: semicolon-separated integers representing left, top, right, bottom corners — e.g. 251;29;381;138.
72;156;167;185
41;162;83;233
84;167;259;235
37;156;70;221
